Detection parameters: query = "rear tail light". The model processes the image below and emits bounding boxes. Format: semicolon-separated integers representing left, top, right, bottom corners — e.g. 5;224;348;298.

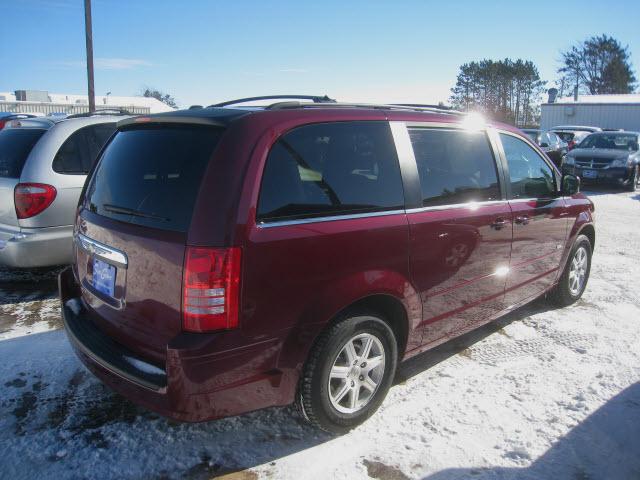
14;183;57;219
568;140;576;151
182;246;242;332
0;120;6;130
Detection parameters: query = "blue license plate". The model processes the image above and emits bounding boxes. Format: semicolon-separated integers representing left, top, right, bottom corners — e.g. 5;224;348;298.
582;169;598;179
93;258;116;297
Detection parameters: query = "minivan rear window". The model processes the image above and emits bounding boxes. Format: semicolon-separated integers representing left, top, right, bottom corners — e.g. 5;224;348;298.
85;125;221;232
0;129;46;178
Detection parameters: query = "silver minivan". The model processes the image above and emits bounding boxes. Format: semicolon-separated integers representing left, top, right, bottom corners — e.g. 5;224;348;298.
0;113;127;267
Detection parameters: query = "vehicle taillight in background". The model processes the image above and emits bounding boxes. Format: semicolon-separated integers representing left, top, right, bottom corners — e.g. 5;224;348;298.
14;183;57;219
182;247;242;332
567;140;576;151
0;120;6;130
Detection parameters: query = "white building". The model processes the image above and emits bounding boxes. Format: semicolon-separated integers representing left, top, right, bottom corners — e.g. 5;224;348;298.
541;94;640;132
0;89;175;115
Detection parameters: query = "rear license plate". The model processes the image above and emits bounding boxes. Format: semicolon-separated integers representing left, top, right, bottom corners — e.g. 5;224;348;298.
582;169;598;179
93;258;116;297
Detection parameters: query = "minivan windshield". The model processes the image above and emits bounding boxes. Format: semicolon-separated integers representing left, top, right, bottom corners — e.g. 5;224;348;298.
577;133;639;151
0;128;47;178
85;125;222;232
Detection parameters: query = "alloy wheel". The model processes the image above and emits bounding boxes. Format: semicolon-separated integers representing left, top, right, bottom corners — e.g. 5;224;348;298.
328;333;385;414
568;246;588;296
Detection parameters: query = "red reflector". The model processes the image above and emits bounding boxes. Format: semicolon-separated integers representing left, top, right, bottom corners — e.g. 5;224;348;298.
182;247;241;332
135;117;152;123
14;183;57;219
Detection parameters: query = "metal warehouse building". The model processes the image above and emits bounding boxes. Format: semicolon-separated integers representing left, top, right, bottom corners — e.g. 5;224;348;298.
540;94;640;132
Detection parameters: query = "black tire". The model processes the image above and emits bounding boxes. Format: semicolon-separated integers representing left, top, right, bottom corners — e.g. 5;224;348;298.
297;314;398;434
625;165;639;192
549;234;592;307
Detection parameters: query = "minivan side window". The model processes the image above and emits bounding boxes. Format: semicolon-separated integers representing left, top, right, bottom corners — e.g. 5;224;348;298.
53;123;116;175
407;128;501;207
500;133;556;199
257;122;404;223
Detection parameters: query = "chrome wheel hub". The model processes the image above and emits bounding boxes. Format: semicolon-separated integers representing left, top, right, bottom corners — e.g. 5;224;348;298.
328;333;385;414
568;246;588;296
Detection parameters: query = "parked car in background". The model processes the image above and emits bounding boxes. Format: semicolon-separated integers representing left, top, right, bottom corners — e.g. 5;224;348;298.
522;129;567;166
550;125;602;152
562;131;640;191
0;112;127;268
60;97;595;433
0;112;37;130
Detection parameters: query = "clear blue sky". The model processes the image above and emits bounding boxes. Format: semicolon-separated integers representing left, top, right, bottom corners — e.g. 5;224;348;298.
1;0;638;108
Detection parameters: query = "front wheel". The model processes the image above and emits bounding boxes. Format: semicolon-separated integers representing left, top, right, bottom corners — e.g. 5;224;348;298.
625;165;639;192
297;314;398;434
549;234;592;306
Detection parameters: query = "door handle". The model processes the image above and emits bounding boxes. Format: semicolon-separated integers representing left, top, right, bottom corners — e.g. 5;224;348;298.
491;218;508;230
515;215;530;225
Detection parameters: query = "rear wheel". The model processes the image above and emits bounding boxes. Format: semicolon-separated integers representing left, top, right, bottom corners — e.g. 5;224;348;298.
549;234;592;306
297;314;397;434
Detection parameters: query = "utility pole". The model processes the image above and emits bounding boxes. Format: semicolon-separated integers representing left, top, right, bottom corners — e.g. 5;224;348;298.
84;0;95;112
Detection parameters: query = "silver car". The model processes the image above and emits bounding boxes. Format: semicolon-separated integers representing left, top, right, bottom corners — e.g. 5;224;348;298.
0;113;127;267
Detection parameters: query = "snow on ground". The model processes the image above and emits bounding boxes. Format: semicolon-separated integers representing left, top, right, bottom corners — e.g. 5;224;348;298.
0;189;639;480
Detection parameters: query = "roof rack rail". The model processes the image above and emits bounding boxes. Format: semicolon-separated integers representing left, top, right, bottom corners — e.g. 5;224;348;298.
390;103;453;110
66;108;131;119
265;101;466;115
209;95;336;108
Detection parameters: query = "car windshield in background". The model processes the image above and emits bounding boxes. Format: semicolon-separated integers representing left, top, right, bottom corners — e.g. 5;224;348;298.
554;132;575;142
523;131;539;142
578;134;639;151
86;125;221;232
0;128;47;178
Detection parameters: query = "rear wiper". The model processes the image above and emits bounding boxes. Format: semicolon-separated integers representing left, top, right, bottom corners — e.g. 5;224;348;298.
102;204;169;222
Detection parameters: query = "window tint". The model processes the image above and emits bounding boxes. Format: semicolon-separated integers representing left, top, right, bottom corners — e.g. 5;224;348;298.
86;126;221;233
500;133;556;199
257;122;404;222
0;128;46;178
53;123;116;175
408;128;500;207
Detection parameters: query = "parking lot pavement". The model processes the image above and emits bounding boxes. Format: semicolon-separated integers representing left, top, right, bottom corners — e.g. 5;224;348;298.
1;189;639;480
0;266;63;340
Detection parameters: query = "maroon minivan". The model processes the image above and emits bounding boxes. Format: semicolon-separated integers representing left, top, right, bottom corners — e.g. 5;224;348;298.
60;97;595;433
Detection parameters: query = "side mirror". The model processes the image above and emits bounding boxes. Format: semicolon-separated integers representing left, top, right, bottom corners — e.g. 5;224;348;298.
540;142;549;148
562;174;580;196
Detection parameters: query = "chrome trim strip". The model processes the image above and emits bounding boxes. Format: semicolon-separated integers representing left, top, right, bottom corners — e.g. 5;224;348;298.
75;233;128;268
256;209;406;228
508;197;562;203
405;200;507;214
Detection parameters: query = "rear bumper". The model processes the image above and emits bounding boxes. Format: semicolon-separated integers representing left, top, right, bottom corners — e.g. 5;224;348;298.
0;223;73;267
59;267;290;422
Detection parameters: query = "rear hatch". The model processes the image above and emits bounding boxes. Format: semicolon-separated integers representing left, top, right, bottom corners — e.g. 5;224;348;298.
75;124;223;364
0;128;47;227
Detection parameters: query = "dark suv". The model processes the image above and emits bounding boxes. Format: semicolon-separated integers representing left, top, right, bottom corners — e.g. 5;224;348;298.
60;97;595;433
